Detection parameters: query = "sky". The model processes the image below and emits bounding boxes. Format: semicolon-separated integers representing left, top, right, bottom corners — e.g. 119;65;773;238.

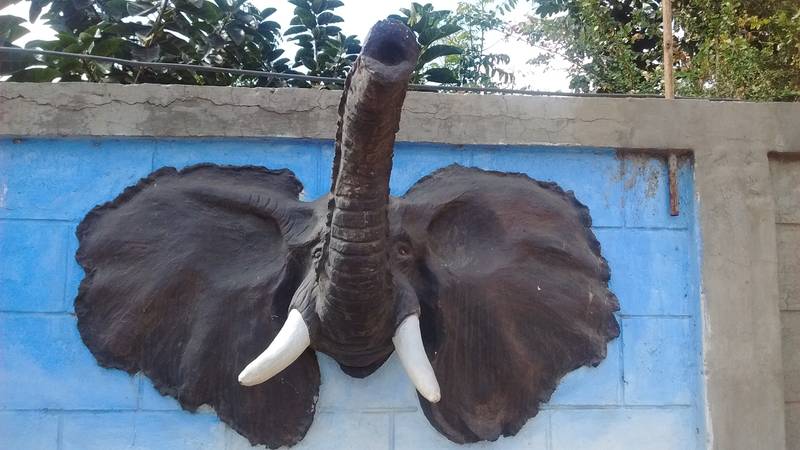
1;0;572;91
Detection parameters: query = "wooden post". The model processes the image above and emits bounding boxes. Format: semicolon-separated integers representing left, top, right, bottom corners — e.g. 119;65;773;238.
662;0;675;99
663;0;679;215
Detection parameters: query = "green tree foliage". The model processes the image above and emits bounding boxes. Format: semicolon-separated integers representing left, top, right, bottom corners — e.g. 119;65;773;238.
515;0;800;100
675;0;800;100
389;2;462;84
0;0;520;89
516;0;665;93
284;0;361;85
444;0;514;87
0;0;291;85
390;1;514;87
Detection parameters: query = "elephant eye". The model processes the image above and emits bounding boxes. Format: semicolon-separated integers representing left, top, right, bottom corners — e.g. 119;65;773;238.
312;247;323;260
396;242;412;257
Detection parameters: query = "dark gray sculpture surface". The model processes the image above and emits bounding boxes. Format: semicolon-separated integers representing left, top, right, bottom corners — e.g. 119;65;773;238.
74;19;619;448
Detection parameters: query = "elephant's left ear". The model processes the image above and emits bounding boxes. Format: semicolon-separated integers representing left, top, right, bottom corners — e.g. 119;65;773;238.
75;164;321;448
399;165;620;443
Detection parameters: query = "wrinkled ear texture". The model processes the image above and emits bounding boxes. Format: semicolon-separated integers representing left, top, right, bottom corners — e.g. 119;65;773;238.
75;164;321;448
399;165;620;443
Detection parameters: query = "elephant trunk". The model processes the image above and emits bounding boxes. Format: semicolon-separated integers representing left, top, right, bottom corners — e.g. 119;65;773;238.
319;20;419;365
239;21;438;394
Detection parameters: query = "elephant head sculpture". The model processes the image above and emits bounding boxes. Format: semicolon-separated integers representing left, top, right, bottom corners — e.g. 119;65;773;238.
74;20;619;448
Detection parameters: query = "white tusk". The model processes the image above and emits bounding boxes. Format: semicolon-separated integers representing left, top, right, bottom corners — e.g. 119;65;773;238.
238;309;310;386
393;314;441;403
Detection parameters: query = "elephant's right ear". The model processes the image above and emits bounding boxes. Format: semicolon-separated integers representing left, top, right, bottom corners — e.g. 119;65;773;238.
399;165;620;443
75;164;321;448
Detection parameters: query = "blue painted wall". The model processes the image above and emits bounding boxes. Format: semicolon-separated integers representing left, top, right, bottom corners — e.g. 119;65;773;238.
0;138;704;449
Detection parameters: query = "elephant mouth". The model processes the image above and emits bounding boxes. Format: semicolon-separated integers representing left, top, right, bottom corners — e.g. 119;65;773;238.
237;279;441;403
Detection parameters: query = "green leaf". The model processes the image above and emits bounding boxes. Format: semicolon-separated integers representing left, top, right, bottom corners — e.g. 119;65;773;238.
194;0;222;21
418;44;462;65
287;0;309;9
54;33;78;46
261;7;276;17
227;26;245;45
293;7;317;28
28;0;47;23
187;0;204;7
295;45;313;57
299;56;316;71
423;67;459;83
290;34;313;45
9;67;60;82
91;37;124;56
54;53;82;72
317;12;343;25
310;0;325;14
0;15;30;43
0;0;25;9
234;11;256;28
293;39;313;51
343;37;360;54
418;23;460;47
0;14;25;28
78;31;94;44
257;20;280;35
283;25;307;36
535;1;562;17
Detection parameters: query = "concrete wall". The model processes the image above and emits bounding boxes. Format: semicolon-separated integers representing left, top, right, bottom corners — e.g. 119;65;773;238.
770;155;800;450
2;82;800;450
